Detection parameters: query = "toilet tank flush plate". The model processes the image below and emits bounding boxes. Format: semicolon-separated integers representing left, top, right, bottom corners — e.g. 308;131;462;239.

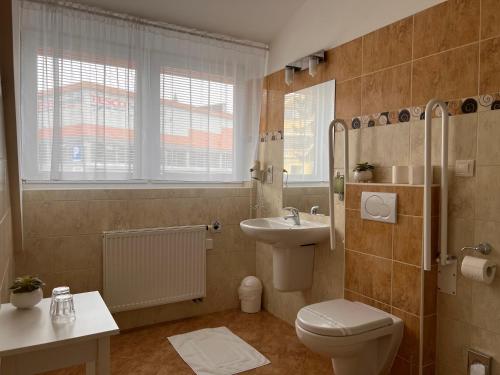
361;192;397;224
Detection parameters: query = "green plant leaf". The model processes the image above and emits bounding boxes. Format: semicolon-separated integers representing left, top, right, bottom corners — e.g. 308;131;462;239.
9;275;45;294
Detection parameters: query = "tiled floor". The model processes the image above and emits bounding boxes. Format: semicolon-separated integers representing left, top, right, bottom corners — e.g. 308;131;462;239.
42;309;332;375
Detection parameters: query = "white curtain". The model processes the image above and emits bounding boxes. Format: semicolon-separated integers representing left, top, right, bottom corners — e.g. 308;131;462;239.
19;1;266;182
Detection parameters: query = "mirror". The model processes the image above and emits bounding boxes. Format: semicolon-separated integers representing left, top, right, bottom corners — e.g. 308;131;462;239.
282;80;335;215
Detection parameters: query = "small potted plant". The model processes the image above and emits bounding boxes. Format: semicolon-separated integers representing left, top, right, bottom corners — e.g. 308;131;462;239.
353;162;375;182
9;276;45;309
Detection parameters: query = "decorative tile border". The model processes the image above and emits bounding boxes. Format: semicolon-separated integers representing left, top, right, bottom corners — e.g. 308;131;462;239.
259;92;500;141
348;92;500;130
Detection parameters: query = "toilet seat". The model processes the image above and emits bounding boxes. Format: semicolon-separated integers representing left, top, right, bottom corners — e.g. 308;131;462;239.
295;299;404;375
296;299;393;337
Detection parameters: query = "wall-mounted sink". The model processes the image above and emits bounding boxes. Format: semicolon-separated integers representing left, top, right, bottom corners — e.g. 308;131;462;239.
240;217;329;248
240;217;330;292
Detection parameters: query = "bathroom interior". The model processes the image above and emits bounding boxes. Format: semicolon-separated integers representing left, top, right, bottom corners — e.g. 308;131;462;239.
0;0;499;374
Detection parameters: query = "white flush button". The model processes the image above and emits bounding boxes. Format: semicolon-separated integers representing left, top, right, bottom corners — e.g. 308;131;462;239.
361;192;397;224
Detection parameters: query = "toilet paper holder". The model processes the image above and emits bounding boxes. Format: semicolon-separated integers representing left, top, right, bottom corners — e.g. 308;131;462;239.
468;349;491;375
461;242;493;255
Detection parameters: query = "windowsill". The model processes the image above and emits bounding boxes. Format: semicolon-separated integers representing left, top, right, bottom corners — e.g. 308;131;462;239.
283;182;329;188
22;181;252;191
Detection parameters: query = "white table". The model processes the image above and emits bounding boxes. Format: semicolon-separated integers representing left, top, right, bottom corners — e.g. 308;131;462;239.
0;291;119;375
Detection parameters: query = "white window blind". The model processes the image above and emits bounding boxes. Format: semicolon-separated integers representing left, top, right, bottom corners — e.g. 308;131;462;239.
159;68;235;181
20;1;266;182
283;80;335;183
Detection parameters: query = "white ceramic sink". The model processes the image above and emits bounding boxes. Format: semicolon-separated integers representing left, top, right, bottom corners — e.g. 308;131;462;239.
240;217;330;247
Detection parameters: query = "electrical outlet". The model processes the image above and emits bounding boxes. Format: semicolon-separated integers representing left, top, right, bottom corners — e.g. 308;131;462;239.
205;238;214;250
455;160;475;177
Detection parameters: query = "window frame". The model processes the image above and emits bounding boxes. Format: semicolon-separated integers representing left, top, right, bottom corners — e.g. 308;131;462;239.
22;38;247;184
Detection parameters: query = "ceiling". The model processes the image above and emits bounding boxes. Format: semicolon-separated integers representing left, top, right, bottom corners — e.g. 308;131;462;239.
70;0;307;44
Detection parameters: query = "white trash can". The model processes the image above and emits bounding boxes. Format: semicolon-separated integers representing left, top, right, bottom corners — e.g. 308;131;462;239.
238;276;262;313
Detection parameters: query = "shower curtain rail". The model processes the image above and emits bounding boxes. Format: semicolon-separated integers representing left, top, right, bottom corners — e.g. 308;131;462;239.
328;119;348;251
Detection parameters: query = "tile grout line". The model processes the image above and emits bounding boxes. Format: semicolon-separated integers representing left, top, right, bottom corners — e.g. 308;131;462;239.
360;36;364;116
345;247;424;269
390;217;394;308
410;15;415;109
478;0;482;96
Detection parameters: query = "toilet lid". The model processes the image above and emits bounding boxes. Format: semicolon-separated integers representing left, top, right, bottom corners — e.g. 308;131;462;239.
296;299;393;337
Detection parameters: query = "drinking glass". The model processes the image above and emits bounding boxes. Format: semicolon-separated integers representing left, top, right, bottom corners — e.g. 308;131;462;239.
51;294;76;323
50;286;70;316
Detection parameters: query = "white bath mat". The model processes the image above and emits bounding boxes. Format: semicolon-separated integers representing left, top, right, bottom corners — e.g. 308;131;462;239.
167;326;270;375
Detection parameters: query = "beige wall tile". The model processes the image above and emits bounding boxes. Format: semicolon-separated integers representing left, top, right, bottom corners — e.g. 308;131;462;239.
437;361;466;375
345;209;392;259
412;44;479;106
391;356;413;375
335;78;361;120
361;63;412;115
477;109;500;165
475;166;500;221
324;38;363;82
86;200;129;233
413;0;480;59
51;235;101;273
392;307;420;364
344;289;391;313
19;187;254;328
396;185;433;217
480;37;500;94
470;268;500;335
481;0;500;39
471;328;500;375
334;128;361;170
447;217;475;258
360;124;410;167
24;200;92;237
424;266;438;315
393;215;422;266
436;316;471;371
362;17;413;74
423;315;437;365
448;174;476;220
474;220;500;265
392;261;421;315
410;113;478;168
438;273;472;323
127;199;179;229
345;250;392;304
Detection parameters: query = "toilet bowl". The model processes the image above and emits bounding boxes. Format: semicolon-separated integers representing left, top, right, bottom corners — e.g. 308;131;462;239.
295;299;403;375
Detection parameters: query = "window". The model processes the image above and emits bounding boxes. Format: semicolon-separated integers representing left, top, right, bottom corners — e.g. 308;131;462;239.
20;1;266;183
283;80;335;183
35;54;136;180
159;69;235;180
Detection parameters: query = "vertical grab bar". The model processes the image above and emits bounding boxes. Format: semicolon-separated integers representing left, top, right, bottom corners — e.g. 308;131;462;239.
328;119;348;251
423;99;450;271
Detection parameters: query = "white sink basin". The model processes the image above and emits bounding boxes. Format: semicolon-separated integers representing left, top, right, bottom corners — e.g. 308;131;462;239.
240;217;330;247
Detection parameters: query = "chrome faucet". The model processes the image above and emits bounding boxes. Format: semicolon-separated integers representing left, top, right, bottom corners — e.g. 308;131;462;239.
283;207;300;225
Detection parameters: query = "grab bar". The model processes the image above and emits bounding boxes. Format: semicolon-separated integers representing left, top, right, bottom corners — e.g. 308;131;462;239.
423;99;453;271
328;119;348;251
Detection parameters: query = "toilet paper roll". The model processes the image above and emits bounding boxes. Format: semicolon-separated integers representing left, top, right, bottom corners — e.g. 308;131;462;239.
392;166;408;184
470;363;486;375
461;256;496;284
409;166;426;185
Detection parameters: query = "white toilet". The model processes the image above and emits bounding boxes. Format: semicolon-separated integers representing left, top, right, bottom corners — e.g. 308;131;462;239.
295;299;403;375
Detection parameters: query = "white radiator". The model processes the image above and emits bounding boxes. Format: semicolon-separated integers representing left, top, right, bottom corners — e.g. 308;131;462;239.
103;225;206;313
